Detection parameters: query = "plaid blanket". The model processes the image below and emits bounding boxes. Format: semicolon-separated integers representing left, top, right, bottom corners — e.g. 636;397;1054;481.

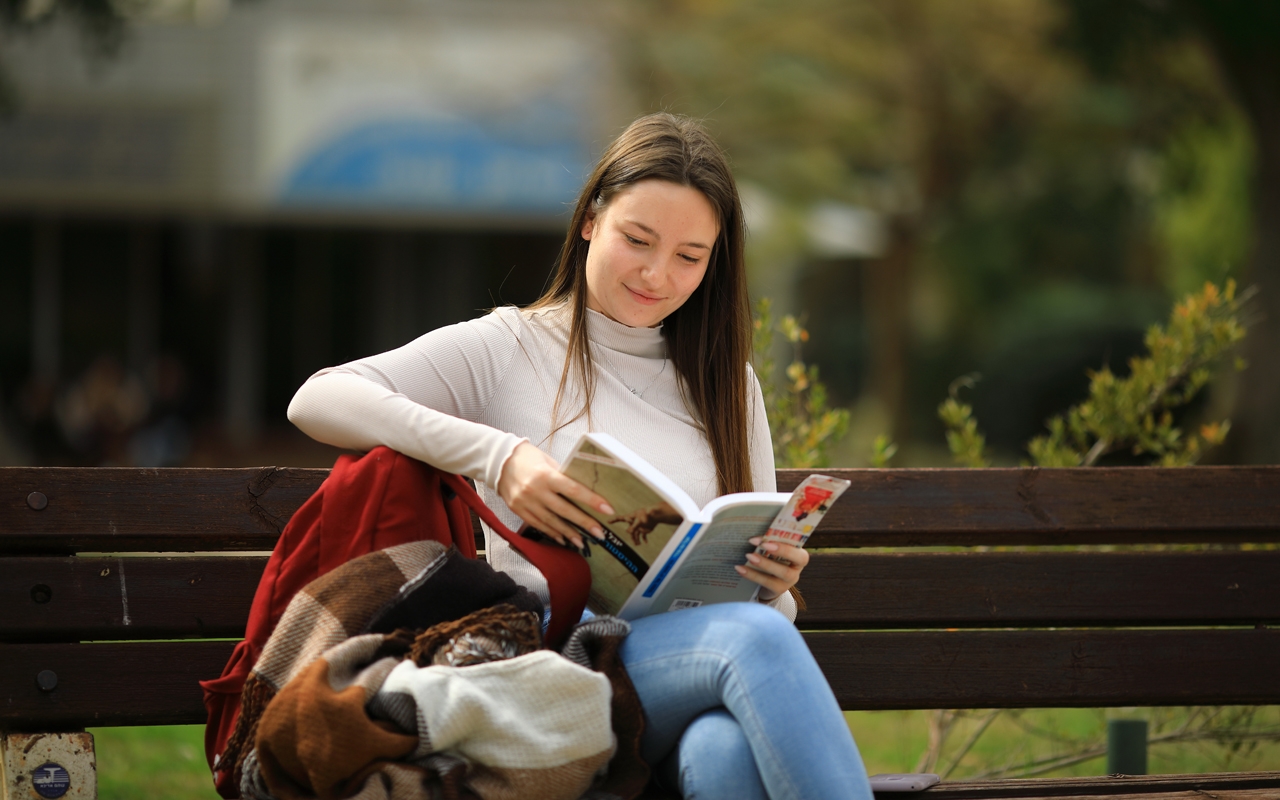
227;540;650;800
220;540;544;795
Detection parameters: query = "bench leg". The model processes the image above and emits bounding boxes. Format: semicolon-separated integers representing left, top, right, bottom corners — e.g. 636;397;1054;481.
0;732;96;800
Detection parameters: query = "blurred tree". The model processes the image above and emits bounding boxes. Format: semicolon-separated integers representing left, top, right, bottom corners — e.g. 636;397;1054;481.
1173;2;1280;463
1152;119;1252;296
0;0;127;113
1059;0;1280;463
630;0;1086;442
0;0;234;114
625;0;1266;460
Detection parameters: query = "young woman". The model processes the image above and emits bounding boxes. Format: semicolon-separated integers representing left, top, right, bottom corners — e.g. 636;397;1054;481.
289;113;873;800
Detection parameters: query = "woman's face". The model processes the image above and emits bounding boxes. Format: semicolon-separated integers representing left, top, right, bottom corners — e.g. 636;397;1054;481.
581;179;719;328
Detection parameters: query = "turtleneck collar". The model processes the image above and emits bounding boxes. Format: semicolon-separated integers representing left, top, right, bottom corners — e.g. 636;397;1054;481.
584;307;667;360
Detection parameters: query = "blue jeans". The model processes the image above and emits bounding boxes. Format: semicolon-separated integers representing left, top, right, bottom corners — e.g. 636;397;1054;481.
618;602;873;800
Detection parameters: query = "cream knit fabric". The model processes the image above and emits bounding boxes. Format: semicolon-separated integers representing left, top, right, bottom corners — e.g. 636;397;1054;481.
287;303;795;622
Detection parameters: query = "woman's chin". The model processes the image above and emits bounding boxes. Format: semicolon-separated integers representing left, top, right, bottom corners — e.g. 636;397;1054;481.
624;311;667;328
608;305;667;328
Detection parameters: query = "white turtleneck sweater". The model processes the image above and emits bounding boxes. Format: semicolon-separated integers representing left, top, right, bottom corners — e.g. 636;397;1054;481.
287;303;795;621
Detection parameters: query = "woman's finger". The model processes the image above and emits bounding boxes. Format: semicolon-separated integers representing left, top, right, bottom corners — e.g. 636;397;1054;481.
743;551;797;582
527;506;585;549
543;492;606;540
736;538;808;599
551;472;615;517
749;539;810;569
735;562;792;598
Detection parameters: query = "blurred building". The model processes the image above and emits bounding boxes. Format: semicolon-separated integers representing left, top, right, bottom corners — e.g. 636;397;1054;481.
0;0;628;465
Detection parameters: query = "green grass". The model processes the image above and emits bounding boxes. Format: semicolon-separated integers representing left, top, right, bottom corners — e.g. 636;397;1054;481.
91;708;1280;796
89;725;221;800
847;707;1280;779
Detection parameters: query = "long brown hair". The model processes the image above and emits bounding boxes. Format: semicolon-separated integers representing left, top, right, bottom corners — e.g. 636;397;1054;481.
532;113;753;495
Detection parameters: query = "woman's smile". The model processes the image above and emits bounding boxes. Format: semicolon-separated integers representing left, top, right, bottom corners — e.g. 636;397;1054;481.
625;285;663;304
581;179;719;328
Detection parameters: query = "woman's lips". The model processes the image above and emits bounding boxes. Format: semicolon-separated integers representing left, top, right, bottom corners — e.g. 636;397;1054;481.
626;286;663;305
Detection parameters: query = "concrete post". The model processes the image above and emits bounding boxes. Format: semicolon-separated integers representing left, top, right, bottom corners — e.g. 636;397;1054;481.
1;732;96;799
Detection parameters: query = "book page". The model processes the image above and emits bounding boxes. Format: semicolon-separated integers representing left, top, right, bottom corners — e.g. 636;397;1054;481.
561;438;688;616
641;502;781;614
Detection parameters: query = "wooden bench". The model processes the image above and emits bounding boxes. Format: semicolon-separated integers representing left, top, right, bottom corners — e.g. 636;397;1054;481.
3;465;1279;799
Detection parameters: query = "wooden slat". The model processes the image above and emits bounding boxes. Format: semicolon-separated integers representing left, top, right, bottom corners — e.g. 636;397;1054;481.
779;466;1280;547
4;466;1280;553
912;772;1280;799
0;641;235;729
0;556;266;641
806;629;1280;710
6;551;1277;643
796;551;1280;629
5;630;1278;729
0;467;324;553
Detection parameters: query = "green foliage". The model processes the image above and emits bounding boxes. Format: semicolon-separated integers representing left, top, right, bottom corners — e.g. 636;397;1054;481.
939;281;1248;467
938;374;990;468
1153;118;1253;296
753;298;850;469
869;433;898;468
1029;280;1246;466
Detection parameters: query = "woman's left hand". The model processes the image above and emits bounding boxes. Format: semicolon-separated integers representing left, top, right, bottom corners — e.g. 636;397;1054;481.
737;538;809;601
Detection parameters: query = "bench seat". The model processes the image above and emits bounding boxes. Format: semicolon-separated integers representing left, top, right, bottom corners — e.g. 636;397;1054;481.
3;465;1279;799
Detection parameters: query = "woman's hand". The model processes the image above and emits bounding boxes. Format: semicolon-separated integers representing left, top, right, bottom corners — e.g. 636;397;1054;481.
497;442;615;549
737;537;809;601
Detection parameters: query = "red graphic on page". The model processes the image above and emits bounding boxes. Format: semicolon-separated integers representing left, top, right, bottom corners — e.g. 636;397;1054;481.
793;485;834;522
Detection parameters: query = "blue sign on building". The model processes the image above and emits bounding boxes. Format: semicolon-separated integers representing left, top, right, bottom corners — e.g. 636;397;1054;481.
282;117;589;216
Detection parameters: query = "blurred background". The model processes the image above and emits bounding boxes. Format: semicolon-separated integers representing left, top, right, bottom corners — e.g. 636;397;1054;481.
1;0;1276;469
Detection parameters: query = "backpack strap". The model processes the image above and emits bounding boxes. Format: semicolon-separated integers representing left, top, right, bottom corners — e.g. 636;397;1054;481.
441;472;590;648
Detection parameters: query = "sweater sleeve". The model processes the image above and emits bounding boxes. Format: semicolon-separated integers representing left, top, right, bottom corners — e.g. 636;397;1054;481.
744;364;797;623
287;310;528;488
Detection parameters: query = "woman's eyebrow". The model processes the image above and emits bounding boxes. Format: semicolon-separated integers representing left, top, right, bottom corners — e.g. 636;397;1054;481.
625;220;712;250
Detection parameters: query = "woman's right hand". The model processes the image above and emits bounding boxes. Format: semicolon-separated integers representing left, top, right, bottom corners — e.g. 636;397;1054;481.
497;442;615;549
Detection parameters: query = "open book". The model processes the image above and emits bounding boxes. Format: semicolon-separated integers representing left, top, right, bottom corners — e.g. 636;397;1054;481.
543;432;848;620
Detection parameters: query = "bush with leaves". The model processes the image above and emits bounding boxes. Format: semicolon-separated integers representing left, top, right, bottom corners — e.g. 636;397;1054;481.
941;281;1250;467
917;280;1261;779
752;298;850;469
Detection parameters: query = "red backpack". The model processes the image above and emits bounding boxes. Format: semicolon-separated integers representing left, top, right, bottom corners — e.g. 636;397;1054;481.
200;447;590;798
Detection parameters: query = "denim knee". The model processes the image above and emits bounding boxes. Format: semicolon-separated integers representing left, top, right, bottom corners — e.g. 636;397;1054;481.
694;601;806;659
664;709;767;800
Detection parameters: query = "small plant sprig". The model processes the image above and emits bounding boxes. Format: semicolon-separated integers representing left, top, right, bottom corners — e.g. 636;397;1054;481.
939;281;1250;467
753;298;851;469
870;434;898;468
938;374;990;467
1030;280;1248;466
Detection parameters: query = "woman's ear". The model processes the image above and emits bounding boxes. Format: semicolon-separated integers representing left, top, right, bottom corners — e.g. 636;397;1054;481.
581;210;597;241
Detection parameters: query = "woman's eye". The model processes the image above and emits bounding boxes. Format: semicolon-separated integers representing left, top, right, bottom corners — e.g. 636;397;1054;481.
625;235;646;246
680;253;702;264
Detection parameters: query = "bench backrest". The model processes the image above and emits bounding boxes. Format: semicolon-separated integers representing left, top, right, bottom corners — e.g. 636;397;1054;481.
2;466;1278;732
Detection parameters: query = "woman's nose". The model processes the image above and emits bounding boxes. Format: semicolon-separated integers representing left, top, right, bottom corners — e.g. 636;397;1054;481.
635;256;663;286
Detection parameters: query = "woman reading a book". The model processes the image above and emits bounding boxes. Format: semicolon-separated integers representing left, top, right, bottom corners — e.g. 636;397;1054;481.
289;113;873;800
